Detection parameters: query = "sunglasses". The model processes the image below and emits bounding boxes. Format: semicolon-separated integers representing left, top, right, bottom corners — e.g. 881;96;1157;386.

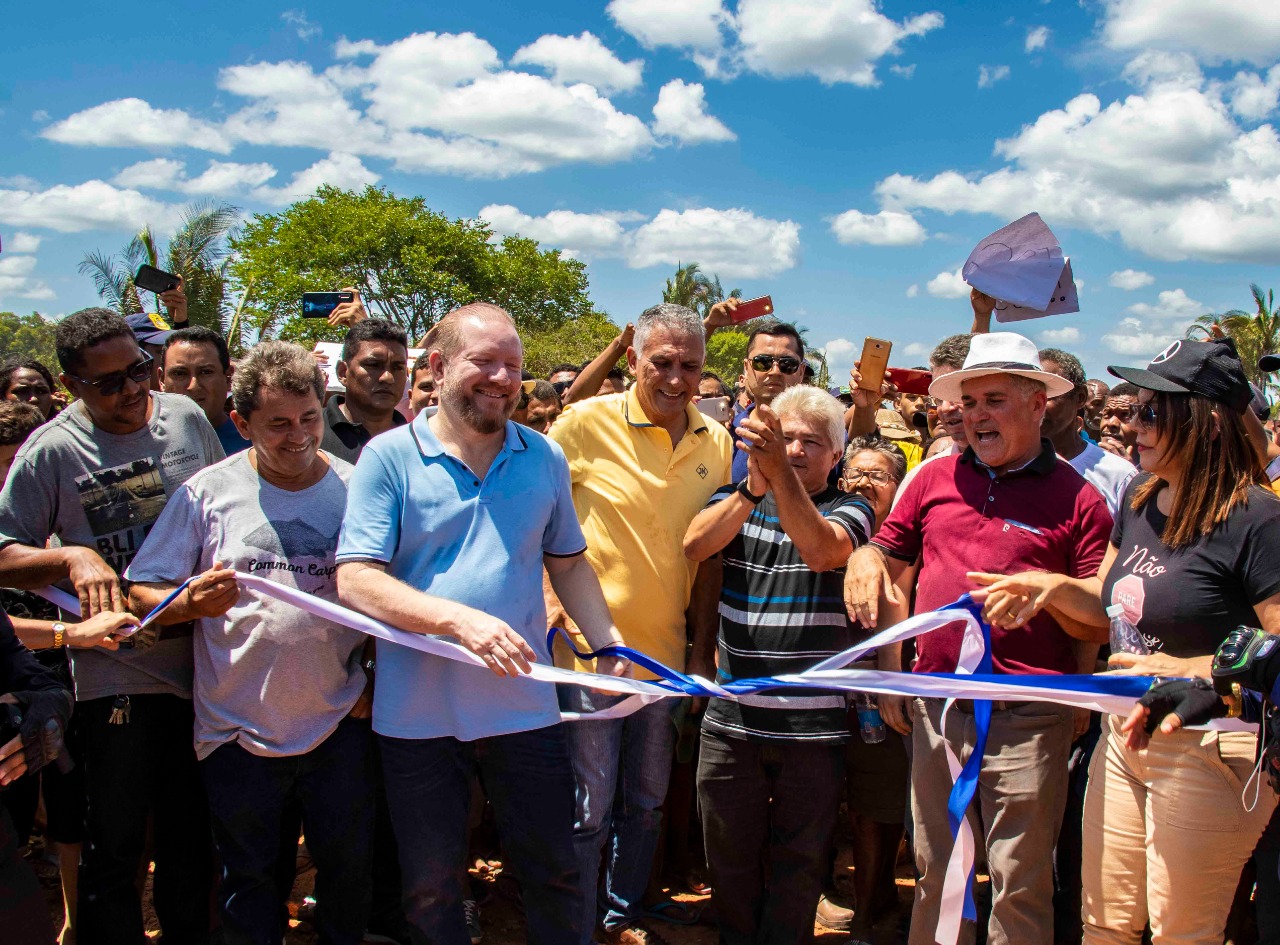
1135;402;1158;427
67;355;153;396
750;354;802;375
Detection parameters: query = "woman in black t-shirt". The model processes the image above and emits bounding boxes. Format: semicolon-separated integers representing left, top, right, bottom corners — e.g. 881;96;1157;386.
967;337;1280;944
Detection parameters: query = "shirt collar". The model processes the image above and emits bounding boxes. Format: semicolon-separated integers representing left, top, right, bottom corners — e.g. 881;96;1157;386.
325;394;407;432
960;437;1058;478
623;385;709;435
409;409;528;459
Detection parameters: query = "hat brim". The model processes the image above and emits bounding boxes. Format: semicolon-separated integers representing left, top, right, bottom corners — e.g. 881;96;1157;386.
1105;365;1192;394
1259;355;1280;373
132;328;172;346
928;367;1073;402
520;380;537;395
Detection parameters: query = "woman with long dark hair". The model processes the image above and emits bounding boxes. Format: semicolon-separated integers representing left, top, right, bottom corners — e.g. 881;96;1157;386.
969;337;1280;944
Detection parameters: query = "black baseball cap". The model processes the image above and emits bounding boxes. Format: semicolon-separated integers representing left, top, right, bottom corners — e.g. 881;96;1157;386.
1107;337;1251;413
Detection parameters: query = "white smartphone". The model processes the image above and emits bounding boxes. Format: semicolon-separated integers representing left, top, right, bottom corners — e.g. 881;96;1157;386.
696;396;732;424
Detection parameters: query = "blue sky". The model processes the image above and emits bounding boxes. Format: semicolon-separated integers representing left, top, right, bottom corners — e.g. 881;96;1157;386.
2;0;1278;381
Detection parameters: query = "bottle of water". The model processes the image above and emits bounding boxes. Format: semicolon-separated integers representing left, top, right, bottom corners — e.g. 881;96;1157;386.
856;693;887;744
1107;603;1150;656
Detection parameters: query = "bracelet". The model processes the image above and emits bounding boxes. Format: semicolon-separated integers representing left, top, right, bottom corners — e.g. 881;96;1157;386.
736;478;765;505
1225;681;1244;718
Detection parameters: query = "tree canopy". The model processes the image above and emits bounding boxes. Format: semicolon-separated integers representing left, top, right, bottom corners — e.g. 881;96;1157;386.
0;311;59;371
230;185;606;348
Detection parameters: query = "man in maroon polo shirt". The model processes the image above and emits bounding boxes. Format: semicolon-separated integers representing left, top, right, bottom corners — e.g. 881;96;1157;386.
844;331;1112;945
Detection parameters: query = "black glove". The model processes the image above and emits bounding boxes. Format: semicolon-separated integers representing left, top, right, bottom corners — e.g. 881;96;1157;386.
10;690;73;776
1137;678;1226;733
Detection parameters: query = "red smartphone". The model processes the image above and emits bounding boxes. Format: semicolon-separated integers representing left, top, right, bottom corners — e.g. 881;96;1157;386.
890;367;933;396
731;296;773;323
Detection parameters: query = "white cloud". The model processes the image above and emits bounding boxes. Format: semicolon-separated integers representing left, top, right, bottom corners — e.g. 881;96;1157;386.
830;208;926;246
281;10;320;41
1039;326;1081;344
511;32;643;94
906;283;919;297
926;268;969;298
734;0;944;86
1101;316;1183;357
7;232;42;253
41;98;233;153
251;153;379;204
1100;0;1280;66
479;204;628;258
0;180;182;233
978;64;1011;88
629;207;800;278
0;254;54;301
1229;66;1280;121
1125;288;1210;321
902;342;930;358
821;337;858;379
874;72;1280;264
607;0;728;52
113;158;278;195
889;64;916;79
1025;26;1050;53
651;80;735;144
1109;268;1155;290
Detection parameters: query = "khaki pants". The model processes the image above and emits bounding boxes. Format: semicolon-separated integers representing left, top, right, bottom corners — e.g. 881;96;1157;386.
1081;715;1277;945
909;698;1074;945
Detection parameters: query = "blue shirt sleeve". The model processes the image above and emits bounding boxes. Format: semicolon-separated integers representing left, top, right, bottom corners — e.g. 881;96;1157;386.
542;443;588;558
336;447;403;564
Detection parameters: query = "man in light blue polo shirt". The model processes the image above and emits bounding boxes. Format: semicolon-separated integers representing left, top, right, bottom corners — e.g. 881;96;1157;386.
335;302;628;945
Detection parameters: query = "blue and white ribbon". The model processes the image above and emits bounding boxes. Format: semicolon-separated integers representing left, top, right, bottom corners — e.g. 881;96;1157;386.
34;573;1254;945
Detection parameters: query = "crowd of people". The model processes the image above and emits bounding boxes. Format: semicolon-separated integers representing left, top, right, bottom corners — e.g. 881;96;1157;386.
0;277;1279;945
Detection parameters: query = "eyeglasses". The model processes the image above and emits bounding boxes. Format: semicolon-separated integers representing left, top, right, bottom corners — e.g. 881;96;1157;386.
843;467;895;486
1135;402;1158;427
551;380;572;396
66;356;153;396
750;354;802;375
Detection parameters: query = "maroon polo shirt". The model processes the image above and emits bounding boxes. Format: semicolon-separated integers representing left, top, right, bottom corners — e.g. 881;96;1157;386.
872;439;1112;676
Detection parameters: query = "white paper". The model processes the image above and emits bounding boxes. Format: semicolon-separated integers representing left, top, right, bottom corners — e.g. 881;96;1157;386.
962;212;1067;312
995;257;1080;323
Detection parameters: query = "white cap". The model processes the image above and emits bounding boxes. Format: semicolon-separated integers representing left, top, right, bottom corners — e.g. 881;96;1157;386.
1106;604;1124;619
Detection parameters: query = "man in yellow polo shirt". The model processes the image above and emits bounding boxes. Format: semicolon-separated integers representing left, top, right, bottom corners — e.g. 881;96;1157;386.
551;302;732;945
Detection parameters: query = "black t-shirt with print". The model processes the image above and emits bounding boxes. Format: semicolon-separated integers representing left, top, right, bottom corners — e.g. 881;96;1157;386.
1101;474;1280;658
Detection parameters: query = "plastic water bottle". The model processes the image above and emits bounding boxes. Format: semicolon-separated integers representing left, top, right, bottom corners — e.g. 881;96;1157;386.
856;693;887;744
1107;603;1150;656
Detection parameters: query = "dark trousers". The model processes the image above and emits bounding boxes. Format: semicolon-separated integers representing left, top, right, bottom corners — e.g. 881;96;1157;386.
202;717;375;945
0;803;53;942
77;693;212;945
379;725;581;945
697;729;846;945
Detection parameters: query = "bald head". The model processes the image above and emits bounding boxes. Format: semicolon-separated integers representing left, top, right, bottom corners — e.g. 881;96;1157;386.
432;303;518;361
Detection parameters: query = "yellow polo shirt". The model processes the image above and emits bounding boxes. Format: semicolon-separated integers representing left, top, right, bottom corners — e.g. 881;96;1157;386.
550;388;733;678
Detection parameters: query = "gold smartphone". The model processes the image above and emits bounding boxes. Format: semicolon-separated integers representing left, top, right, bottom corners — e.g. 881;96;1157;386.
858;337;892;391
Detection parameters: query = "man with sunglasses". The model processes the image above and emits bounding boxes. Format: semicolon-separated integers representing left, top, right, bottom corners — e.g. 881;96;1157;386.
730;318;808;485
0;307;223;944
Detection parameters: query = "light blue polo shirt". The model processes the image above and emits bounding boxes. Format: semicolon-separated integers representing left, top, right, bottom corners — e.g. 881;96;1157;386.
335;411;587;741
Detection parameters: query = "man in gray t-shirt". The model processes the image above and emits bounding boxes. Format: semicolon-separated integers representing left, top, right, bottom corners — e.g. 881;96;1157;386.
128;339;375;945
0;308;221;944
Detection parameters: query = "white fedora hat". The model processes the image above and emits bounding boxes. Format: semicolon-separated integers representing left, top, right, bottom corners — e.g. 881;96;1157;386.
928;331;1073;402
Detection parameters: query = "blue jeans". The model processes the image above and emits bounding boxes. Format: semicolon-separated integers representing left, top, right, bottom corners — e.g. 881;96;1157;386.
202;716;375;945
379;724;580;945
560;690;679;939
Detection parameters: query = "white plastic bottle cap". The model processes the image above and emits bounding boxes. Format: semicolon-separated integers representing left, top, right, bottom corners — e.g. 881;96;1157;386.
1106;604;1125;618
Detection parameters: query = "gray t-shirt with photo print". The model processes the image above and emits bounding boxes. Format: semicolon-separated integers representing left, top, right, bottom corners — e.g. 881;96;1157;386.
126;451;367;760
0;393;224;700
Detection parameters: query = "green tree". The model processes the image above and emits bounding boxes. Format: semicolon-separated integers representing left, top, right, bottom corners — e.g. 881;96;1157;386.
1187;283;1280;399
662;262;741;318
705;328;749;386
230;185;603;348
0;311;59;369
78;202;240;332
522;311;622;378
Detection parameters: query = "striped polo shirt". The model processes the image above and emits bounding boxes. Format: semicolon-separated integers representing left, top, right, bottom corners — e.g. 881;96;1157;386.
702;485;874;743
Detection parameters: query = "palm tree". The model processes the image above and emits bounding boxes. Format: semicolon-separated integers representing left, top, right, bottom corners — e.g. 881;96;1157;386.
1187;283;1279;399
662;261;741;319
79;201;240;332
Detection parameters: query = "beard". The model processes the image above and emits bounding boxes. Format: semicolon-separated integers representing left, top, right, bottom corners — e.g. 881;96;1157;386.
441;375;516;434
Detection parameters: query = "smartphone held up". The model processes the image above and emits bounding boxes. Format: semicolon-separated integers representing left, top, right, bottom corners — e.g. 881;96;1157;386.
134;265;181;295
302;291;355;319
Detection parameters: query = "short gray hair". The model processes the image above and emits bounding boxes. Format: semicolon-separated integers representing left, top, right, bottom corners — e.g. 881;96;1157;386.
633;303;705;355
231;340;325;418
772;385;846;452
843;435;907;482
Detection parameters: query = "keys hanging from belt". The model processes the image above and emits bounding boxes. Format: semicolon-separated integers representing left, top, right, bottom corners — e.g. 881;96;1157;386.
108;695;130;725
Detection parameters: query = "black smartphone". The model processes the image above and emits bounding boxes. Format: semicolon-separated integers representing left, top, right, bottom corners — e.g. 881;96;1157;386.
134;264;181;294
301;291;354;319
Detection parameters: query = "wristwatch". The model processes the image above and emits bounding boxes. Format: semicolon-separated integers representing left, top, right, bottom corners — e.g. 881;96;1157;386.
51;622;66;648
736;478;765;505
